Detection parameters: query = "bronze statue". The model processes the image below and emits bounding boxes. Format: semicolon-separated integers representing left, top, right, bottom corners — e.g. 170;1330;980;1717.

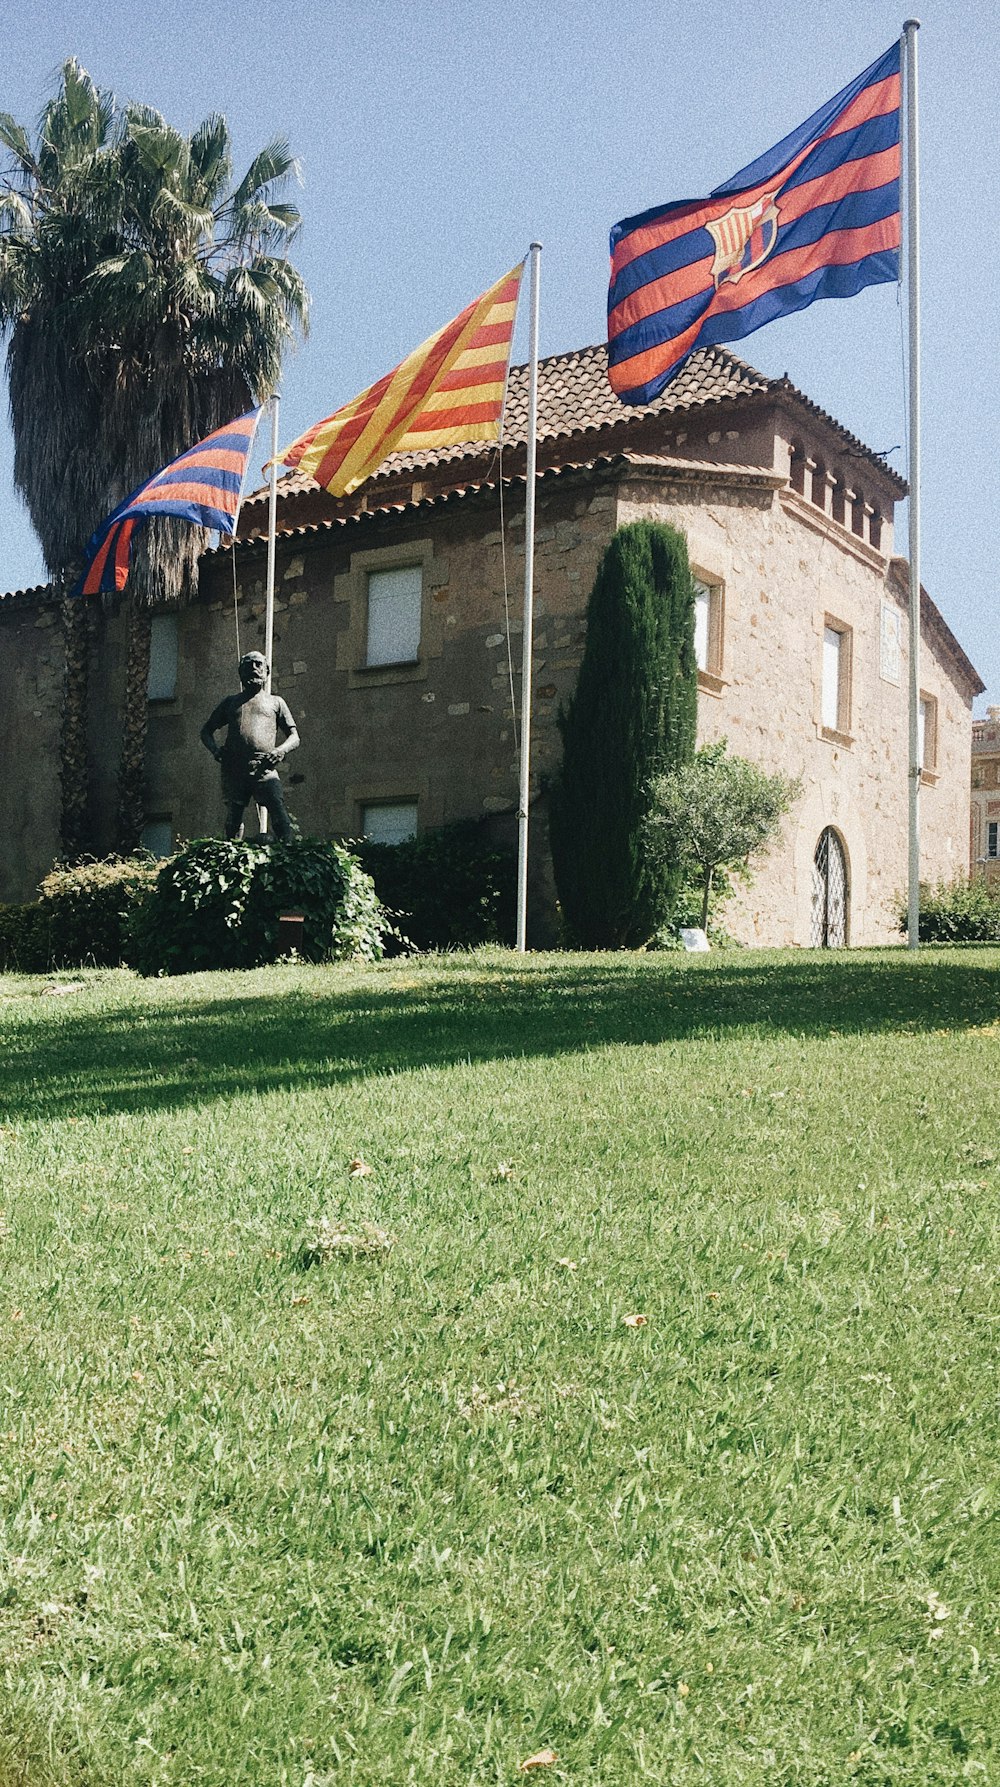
201;651;300;842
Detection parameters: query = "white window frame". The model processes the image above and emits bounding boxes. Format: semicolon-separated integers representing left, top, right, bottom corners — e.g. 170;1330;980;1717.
691;572;724;685
147;612;179;701
365;565;422;668
141;818;173;859
821;618;852;738
361;800;418;846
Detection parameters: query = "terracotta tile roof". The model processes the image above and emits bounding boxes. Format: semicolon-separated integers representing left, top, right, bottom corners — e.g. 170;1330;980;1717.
246;339;905;509
0;580;57;608
218;450;782;557
253;342;770;502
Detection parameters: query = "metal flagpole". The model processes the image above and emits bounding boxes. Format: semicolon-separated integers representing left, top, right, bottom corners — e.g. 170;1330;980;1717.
264;391;280;692
516;243;542;953
903;20;921;949
260;390;280;835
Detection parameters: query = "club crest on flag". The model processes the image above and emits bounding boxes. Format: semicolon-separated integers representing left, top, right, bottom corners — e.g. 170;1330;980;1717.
707;194;780;289
607;41;902;405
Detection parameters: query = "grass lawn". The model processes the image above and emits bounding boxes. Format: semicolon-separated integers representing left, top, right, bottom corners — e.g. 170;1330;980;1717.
1;946;999;1785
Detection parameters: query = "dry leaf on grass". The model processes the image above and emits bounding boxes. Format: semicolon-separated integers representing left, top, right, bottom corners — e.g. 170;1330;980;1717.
519;1750;557;1772
494;1161;516;1180
348;1157;373;1178
622;1313;648;1328
300;1218;394;1265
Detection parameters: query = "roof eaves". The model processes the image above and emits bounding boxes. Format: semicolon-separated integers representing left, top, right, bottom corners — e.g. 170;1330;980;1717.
218;451;785;557
771;376;908;494
888;557;985;697
0;579;58;607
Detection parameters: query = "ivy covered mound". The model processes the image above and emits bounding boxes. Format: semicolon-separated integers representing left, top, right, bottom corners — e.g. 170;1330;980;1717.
130;837;387;976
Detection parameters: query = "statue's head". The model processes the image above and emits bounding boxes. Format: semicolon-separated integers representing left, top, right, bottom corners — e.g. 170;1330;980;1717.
238;651;268;691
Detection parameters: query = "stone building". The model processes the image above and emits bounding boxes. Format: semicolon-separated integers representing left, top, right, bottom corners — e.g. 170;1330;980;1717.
0;341;983;945
971;709;1000;881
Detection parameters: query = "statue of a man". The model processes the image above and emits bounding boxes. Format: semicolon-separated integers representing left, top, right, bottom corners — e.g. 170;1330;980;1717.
200;651;300;843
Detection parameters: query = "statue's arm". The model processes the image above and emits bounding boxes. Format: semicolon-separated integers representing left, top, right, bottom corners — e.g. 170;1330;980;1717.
200;699;230;761
273;698;300;761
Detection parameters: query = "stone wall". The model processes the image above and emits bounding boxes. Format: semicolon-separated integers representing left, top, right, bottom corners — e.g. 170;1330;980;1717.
0;460;976;949
617;475;973;944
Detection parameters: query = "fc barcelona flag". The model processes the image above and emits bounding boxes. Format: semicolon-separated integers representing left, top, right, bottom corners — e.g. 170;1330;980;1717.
278;262;524;498
608;44;901;405
72;410;262;597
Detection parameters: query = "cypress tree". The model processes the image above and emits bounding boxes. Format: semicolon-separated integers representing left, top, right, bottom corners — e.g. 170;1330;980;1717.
549;520;697;947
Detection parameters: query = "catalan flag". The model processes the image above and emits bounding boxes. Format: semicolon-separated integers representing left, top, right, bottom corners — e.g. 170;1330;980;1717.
278;262;524;497
608;44;901;405
72;410;261;597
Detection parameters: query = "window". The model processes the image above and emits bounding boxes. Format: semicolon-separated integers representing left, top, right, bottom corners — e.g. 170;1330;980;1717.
919;693;938;774
141;819;172;858
147;613;178;700
692;576;724;682
821;621;851;736
361;801;418;845
987;822;1000;859
366;565;422;667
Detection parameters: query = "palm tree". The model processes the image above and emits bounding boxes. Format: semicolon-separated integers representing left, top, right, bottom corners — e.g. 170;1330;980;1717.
0;61;309;855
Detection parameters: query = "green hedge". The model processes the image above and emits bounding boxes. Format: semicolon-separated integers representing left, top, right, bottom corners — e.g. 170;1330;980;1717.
897;876;1000;943
0;901;50;972
40;856;160;966
0;856;159;972
130;837;386;976
356;820;515;951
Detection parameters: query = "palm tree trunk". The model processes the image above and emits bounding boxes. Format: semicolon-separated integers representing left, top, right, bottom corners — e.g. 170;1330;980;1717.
59;593;93;861
116;598;152;854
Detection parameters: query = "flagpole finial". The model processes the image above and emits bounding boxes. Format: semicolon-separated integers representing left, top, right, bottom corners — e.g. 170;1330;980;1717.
903;18;920;31
530;241;542;252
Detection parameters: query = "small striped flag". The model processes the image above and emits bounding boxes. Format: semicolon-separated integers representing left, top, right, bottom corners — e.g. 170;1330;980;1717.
608;44;901;405
72;411;261;597
278;262;524;497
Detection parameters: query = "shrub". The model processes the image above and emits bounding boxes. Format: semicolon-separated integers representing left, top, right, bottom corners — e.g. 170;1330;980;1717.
245;837;387;964
646;742;800;933
0;901;50;972
896;876;1000;943
549;521;697;948
0;856;158;971
130;836;385;975
356;821;515;951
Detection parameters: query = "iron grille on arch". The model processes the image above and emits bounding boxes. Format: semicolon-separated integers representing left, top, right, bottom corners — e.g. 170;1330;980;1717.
811;827;849;948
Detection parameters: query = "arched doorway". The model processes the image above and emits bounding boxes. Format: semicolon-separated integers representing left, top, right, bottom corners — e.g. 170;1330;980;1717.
811;828;849;947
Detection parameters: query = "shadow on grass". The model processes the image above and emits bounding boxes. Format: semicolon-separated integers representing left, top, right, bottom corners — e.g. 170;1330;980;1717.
2;951;999;1120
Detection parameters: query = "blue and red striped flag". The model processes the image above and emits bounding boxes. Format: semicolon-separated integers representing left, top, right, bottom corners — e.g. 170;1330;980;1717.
608;43;901;406
72;410;262;597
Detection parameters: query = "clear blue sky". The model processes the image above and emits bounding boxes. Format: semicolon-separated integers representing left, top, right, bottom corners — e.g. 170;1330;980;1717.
2;0;997;706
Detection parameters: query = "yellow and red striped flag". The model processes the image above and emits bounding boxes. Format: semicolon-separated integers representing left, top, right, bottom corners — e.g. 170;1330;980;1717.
278;262;524;497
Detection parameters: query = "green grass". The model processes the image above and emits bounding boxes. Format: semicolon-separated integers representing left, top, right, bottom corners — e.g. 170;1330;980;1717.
1;947;999;1785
